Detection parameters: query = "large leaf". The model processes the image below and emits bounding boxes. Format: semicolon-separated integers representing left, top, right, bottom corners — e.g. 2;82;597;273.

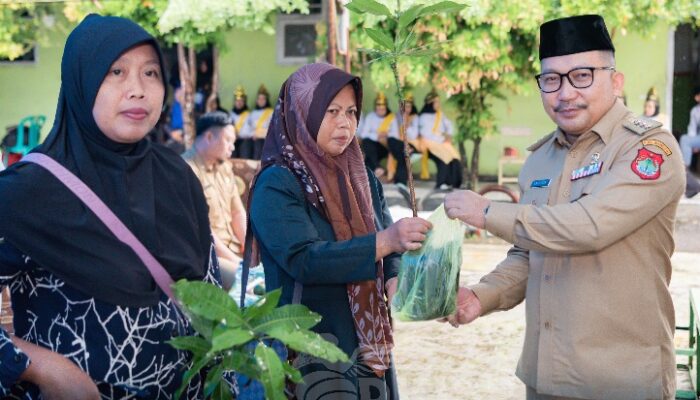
282;361;303;384
345;0;392;17
242;289;281;322
251;304;321;334
365;28;395;51
266;328;349;363
210;326;255;354
255;343;286;400
417;1;465;18
398;4;424;31
168;336;211;357
173;280;246;326
188;313;217;341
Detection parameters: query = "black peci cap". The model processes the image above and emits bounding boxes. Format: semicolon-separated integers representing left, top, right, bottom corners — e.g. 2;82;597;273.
539;14;615;60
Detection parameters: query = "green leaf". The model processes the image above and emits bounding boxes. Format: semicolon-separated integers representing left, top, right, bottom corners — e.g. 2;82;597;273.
345;0;392;17
282;360;304;383
397;28;417;53
210;380;233;400
243;289;281;322
223;350;260;380
398;5;424;31
173;280;246;326
365;28;395;51
266;328;349;363
417;1;465;18
210;326;255;354
251;304;321;334
404;47;442;58
357;47;392;59
188;313;217;341
168;336;211;357
255;343;286;400
203;363;224;398
175;354;213;400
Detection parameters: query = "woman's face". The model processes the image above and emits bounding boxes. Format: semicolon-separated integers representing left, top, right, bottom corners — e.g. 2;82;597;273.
256;94;268;108
235;98;246;109
405;102;413;114
375;104;387;117
644;100;657;117
92;44;164;143
317;85;358;157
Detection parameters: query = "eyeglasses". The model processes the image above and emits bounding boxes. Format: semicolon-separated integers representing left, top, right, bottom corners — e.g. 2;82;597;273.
535;67;616;93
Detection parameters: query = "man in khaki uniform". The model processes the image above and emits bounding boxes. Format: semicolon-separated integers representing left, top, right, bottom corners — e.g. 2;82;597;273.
444;15;685;399
183;111;246;290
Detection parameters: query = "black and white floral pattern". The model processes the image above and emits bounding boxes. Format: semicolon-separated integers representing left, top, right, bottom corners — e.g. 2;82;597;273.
0;240;232;399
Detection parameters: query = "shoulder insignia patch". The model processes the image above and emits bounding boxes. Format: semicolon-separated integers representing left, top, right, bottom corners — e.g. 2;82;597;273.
642;139;672;156
623;116;662;136
631;148;664;180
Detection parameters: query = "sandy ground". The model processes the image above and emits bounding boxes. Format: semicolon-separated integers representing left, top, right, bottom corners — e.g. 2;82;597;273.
391;243;700;400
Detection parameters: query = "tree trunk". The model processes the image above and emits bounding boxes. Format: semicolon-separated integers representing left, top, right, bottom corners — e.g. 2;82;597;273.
206;46;220;113
327;0;337;65
177;44;197;149
458;139;469;189
469;136;481;190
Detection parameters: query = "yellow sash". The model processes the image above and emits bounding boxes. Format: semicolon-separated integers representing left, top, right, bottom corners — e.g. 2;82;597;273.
379;114;397;180
432;111;442;134
377;114;395;137
254;108;274;139
235;111;249;133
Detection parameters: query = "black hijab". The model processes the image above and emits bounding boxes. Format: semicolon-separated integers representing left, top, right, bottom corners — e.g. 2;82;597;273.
0;14;211;307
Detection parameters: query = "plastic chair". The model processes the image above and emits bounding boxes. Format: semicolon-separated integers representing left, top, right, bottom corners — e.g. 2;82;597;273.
2;115;45;166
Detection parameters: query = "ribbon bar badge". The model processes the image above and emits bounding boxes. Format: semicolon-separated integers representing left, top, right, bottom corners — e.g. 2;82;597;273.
571;162;603;181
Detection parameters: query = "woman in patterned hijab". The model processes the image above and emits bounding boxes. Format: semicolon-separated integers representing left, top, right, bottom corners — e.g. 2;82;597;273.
246;63;430;399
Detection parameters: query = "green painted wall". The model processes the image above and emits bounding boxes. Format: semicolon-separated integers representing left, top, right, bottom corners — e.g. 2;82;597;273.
0;19;670;178
0;26;64;140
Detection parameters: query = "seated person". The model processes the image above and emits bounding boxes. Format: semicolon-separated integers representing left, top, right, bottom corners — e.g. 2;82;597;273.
358;92;398;179
680;85;700;198
231;85;255;159
418;90;463;189
183;111;246;290
247;84;274;160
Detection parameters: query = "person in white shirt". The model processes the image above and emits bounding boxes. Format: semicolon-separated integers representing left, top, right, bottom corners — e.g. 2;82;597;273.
680;85;700;198
418;90;462;189
230;85;255;159
358;92;398;179
247;84;274;160
386;92;420;186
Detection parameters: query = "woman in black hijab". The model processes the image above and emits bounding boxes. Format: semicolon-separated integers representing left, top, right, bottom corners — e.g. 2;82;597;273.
0;14;228;399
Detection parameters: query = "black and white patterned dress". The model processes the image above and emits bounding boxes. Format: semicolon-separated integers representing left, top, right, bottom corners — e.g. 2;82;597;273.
0;240;232;399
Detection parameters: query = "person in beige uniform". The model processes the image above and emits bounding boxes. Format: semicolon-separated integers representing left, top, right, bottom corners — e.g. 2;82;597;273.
444;15;685;400
183;111;246;290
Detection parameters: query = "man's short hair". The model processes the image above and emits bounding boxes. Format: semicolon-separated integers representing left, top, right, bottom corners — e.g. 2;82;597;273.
196;111;231;137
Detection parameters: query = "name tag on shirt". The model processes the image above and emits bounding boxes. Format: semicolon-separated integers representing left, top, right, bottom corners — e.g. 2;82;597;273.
530;179;551;188
571;162;603;181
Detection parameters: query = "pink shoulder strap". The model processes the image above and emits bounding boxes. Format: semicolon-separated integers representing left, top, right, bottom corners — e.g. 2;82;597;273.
22;153;176;303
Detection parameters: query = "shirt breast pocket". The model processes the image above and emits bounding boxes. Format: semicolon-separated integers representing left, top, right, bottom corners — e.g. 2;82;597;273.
570;178;595;202
520;187;551;206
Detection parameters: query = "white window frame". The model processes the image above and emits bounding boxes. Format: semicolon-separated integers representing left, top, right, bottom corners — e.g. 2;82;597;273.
276;6;323;65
